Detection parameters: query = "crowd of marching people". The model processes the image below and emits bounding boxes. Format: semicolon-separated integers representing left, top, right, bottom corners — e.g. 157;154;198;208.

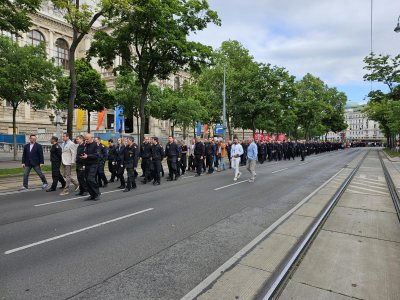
19;133;344;201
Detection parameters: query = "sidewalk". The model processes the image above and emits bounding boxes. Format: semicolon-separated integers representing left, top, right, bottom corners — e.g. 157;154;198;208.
187;150;400;300
279;151;400;299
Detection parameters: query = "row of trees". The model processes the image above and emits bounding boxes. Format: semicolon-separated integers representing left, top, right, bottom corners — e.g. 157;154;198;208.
0;0;347;162
363;53;400;148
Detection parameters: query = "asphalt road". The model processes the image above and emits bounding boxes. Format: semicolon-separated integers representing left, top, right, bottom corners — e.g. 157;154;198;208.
0;148;363;300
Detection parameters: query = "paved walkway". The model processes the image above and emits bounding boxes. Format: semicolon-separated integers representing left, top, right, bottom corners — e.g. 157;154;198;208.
187;150;400;300
279;151;400;300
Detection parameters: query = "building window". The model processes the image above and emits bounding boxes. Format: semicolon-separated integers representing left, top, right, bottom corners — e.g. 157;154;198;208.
144;117;150;134
37;128;46;134
55;38;69;70
27;30;45;46
174;76;181;90
0;30;16;41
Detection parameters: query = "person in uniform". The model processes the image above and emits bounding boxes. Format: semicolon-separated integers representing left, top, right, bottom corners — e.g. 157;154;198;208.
122;136;137;192
74;135;88;196
140;136;152;184
205;139;214;174
180;140;188;175
165;136;180;181
107;139;117;182
115;138;126;189
194;137;205;177
80;134;100;200
151;137;164;185
94;138;108;188
46;136;66;192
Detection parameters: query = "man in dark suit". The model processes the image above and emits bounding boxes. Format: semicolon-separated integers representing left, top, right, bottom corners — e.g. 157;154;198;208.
20;134;48;191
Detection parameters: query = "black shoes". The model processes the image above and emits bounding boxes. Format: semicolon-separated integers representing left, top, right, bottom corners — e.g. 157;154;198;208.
123;188;130;192
46;188;56;192
118;185;125;189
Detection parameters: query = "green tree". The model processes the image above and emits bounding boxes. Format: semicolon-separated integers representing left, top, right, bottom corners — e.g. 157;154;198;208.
89;0;219;143
56;59;115;132
0;0;41;35
149;83;207;138
51;0;129;136
0;36;62;159
363;53;400;147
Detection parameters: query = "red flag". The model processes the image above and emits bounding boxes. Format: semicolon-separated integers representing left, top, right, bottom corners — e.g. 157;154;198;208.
96;110;106;131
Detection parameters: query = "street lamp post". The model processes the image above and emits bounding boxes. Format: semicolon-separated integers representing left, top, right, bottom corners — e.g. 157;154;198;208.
395;15;400;33
49;111;66;139
222;64;227;140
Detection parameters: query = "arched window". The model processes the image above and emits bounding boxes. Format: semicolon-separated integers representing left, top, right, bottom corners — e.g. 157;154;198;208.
55;38;69;70
27;30;45;46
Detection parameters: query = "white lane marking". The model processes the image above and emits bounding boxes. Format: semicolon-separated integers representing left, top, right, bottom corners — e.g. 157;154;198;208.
34;189;123;207
347;185;389;195
350;182;388;190
182;168;345;300
0;188;41;196
271;168;289;174
352;179;387;187
214;180;248;191
4;208;154;255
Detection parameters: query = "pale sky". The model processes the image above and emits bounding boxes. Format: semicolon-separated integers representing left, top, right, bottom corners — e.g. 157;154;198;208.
190;0;400;104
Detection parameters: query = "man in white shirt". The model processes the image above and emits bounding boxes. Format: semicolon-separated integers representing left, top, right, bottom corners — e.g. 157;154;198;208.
230;136;244;181
60;133;79;195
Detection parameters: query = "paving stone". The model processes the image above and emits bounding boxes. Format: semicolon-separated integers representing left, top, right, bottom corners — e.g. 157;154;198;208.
292;230;400;300
324;206;400;242
279;280;353;300
197;264;271;300
240;233;297;272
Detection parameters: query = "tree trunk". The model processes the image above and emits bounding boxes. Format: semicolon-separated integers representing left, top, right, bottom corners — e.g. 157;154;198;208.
242;129;244;140
136;115;140;136
139;85;148;145
12;106;18;160
193;126;196;138
227;116;232;140
87;110;91;133
183;124;186;139
66;36;78;138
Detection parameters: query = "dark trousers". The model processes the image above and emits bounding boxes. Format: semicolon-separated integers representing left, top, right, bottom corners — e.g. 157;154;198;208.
142;158;152;182
23;165;47;188
167;156;177;179
195;156;203;175
126;167;136;189
97;161;108;187
76;168;87;194
108;160;117;181
180;154;187;174
206;155;214;173
117;165;126;187
301;151;305;161
50;161;65;190
85;165;100;197
152;159;161;183
188;155;194;171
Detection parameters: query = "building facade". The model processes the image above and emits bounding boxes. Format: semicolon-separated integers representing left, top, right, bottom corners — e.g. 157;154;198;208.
325;104;384;142
0;1;190;143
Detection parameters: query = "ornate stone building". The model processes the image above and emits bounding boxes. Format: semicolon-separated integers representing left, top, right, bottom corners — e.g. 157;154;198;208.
0;1;191;143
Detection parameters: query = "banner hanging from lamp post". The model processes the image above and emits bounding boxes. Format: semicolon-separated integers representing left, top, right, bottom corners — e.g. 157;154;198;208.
115;106;124;134
96;110;106;131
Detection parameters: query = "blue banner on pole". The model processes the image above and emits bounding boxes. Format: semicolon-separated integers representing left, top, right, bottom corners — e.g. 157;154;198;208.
214;124;224;135
196;121;202;137
115;106;124;134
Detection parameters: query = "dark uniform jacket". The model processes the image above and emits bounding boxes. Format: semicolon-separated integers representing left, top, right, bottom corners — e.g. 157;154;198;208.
76;143;86;170
151;143;165;160
83;142;99;166
140;143;152;159
50;143;62;163
194;142;205;157
108;145;117;162
165;142;180;158
97;143;108;163
122;144;138;168
115;144;125;163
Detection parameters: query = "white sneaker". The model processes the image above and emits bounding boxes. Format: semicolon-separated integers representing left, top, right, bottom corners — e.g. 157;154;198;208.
248;179;254;183
237;172;242;179
42;183;48;190
233;177;238;182
19;186;28;192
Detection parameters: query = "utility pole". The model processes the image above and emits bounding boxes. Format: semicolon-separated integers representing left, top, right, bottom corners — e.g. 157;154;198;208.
222;64;227;140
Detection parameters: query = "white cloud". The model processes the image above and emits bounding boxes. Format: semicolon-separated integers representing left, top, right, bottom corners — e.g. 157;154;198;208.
191;0;400;95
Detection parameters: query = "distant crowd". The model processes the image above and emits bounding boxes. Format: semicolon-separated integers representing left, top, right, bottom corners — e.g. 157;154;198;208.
19;133;345;200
